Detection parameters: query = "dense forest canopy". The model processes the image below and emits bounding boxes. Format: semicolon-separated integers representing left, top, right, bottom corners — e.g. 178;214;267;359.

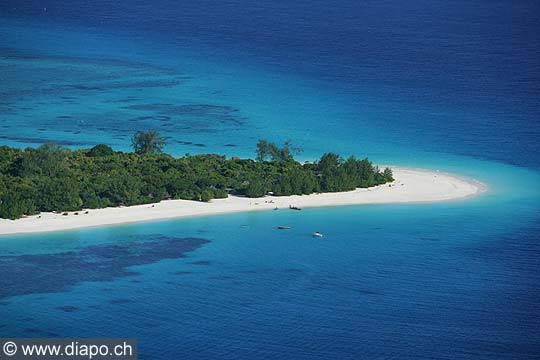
0;133;393;219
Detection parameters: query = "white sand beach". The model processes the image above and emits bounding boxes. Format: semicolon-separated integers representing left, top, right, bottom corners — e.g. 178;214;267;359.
0;167;484;236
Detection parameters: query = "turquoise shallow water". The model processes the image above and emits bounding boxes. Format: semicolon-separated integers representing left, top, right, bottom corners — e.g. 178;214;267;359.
1;1;540;358
1;190;539;359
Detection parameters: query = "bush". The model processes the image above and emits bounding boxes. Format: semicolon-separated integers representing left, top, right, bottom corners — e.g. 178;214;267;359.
200;190;214;202
0;196;36;220
212;188;228;199
245;178;267;198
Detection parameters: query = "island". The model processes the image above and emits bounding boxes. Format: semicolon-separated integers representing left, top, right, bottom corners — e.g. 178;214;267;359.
0;131;483;235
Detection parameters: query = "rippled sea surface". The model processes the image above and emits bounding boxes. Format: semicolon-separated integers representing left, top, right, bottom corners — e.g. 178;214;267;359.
1;1;539;359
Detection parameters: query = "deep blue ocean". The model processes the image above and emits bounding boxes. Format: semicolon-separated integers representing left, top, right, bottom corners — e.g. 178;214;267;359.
1;1;540;359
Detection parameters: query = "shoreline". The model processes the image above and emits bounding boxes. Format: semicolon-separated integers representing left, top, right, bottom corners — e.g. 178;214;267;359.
0;167;485;236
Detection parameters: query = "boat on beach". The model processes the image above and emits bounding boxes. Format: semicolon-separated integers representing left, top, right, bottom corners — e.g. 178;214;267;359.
289;205;302;211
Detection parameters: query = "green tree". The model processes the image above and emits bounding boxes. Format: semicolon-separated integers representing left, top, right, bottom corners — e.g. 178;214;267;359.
131;131;166;155
87;144;115;157
245;178;267;197
200;189;214;202
255;139;302;162
0;194;36;219
37;177;83;212
14;143;70;178
382;167;394;182
255;140;280;161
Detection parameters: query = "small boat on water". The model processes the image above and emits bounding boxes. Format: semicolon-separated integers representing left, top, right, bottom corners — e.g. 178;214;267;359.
278;226;291;230
289;205;302;211
312;231;324;238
